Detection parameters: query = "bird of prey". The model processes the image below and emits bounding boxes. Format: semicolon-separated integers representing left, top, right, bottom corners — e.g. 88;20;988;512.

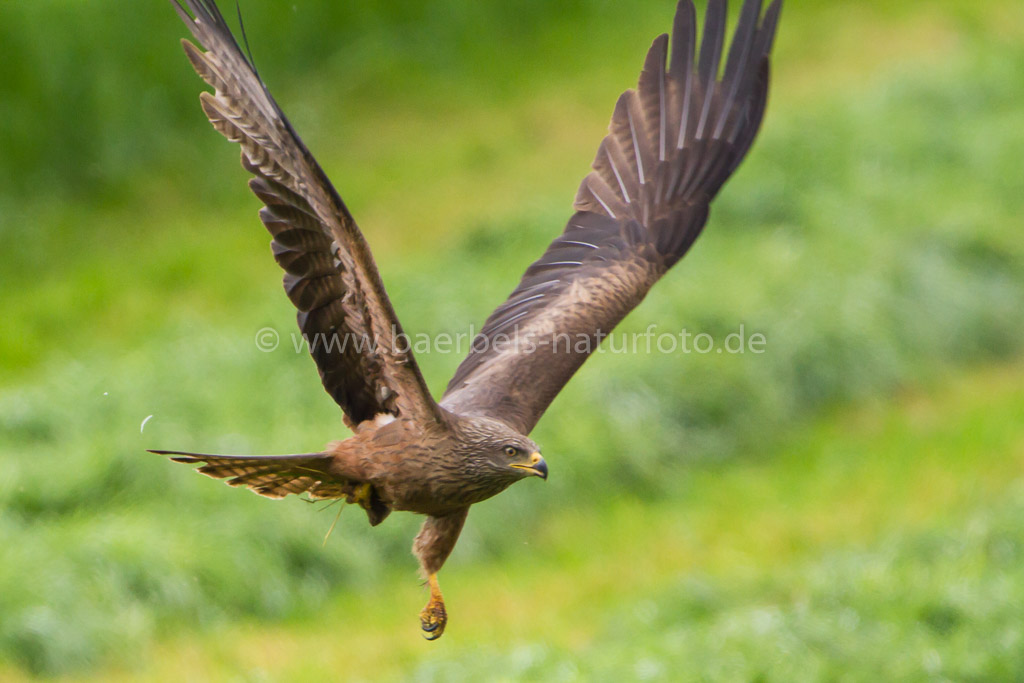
155;0;781;639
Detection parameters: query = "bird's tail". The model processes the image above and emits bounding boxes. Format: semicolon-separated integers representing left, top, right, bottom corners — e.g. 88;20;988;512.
149;449;340;499
149;449;391;525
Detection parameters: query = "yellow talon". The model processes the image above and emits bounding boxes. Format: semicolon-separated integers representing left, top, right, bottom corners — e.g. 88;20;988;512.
419;573;448;640
347;482;372;507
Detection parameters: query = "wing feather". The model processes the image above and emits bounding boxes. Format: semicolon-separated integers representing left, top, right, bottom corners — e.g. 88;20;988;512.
442;0;781;434
171;0;441;428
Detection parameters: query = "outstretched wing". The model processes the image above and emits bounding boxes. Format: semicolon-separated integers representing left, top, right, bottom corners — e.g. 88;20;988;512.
442;0;781;434
171;0;441;428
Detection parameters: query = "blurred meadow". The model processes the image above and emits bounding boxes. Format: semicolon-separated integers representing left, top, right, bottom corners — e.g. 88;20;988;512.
2;0;1023;679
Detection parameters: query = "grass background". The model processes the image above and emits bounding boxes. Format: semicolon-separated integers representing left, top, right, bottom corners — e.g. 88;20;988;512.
1;0;1022;679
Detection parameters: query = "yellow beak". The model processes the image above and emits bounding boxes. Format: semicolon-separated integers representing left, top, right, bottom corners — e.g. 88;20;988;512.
511;452;548;480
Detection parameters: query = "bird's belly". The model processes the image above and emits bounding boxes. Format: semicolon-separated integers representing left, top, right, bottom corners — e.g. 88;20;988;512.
376;475;511;516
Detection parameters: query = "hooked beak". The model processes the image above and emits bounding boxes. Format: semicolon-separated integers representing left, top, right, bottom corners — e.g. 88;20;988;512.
511;452;548;480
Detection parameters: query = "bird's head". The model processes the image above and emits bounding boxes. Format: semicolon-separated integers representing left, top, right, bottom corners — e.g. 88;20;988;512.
455;415;547;483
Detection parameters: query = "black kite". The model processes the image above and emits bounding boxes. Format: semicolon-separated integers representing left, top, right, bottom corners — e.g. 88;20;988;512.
154;0;782;639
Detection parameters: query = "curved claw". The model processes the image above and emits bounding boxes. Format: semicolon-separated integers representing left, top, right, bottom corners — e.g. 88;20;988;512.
419;600;447;640
419;572;448;640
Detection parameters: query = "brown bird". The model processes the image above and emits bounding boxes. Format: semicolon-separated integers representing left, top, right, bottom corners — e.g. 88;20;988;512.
154;0;781;639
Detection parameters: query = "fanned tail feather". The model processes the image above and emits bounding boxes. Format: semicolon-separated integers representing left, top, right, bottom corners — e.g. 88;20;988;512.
149;449;344;500
149;449;392;525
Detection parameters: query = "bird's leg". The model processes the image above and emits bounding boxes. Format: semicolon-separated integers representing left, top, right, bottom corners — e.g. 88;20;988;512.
413;511;466;640
419;573;447;640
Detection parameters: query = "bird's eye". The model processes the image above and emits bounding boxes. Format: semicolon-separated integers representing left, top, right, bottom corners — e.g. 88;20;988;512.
504;446;518;457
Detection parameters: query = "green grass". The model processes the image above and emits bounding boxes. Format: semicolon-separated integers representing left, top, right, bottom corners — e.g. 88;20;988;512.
48;362;1024;681
1;0;1023;679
